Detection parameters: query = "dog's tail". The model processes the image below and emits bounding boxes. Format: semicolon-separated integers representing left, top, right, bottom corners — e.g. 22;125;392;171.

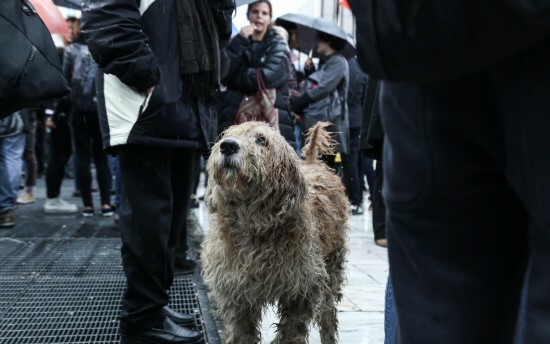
301;122;336;164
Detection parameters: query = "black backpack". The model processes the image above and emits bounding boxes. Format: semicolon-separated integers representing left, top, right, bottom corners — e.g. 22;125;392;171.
0;0;70;117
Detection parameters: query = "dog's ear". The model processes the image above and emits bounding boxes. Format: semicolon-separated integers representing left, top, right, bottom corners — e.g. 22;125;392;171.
263;146;308;214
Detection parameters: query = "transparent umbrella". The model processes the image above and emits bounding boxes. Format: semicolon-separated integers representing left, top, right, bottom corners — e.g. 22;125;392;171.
275;13;355;58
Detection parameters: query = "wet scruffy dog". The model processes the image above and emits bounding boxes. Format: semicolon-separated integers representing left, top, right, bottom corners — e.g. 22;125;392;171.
202;122;349;344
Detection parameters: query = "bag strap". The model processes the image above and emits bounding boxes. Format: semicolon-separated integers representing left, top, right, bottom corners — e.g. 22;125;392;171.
256;69;267;92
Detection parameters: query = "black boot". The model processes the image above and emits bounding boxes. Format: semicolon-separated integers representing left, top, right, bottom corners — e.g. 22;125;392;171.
120;317;204;344
163;306;196;327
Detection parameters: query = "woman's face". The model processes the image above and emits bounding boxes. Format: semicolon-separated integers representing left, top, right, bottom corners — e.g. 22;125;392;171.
316;40;330;55
248;2;271;35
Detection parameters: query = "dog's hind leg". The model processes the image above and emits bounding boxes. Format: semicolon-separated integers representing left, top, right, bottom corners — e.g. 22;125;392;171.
272;296;317;344
318;249;346;343
223;304;262;344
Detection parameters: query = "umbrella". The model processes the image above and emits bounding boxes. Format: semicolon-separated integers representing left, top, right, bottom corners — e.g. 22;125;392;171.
52;0;81;9
235;0;257;7
275;13;355;58
29;0;71;35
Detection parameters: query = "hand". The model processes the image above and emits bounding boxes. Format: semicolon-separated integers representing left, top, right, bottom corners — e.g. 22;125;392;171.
240;25;255;39
304;57;314;71
45;117;56;129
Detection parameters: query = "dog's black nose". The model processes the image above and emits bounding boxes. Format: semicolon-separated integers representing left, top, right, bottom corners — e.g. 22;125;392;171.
220;139;240;156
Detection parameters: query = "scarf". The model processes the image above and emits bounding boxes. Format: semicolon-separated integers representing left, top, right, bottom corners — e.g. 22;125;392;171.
175;0;234;100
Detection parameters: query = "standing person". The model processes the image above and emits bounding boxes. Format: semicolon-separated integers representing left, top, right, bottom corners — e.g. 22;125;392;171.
82;0;234;342
63;19;112;217
43;99;78;214
292;32;350;168
350;0;550;342
43;17;80;215
17;109;38;204
219;0;295;148
342;58;367;215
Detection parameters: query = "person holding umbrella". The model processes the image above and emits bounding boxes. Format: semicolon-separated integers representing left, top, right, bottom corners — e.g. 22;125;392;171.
219;0;296;148
291;31;350;169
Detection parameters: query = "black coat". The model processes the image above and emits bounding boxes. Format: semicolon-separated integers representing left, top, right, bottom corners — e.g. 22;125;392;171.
82;0;233;151
219;29;295;148
347;58;367;129
348;0;550;82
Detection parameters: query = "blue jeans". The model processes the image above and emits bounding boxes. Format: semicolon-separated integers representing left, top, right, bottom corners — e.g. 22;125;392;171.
385;273;530;344
3;132;25;199
385;277;397;344
110;156;122;210
0;138;16;213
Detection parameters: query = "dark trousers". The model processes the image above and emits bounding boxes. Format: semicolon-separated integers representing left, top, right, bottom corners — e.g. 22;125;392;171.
71;110;111;207
382;37;550;343
35;110;46;176
341;127;362;205
118;145;198;330
372;160;385;241
23;125;37;188
45;116;72;199
359;153;375;194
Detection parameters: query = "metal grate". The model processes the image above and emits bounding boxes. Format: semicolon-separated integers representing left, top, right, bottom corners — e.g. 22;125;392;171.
0;238;206;344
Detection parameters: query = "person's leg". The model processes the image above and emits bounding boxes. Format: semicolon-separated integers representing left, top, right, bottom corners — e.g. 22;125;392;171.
0;139;14;214
384;276;397;344
174;151;200;270
372;160;386;242
363;154;375;194
489;37;550;342
23;122;37;193
382;76;528;343
118;145;174;331
35;111;45;177
71;111;94;209
88;112;111;209
45;117;72;199
3;133;26;200
341;127;363;212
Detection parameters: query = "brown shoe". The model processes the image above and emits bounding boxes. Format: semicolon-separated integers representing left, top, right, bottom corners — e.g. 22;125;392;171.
375;238;388;247
0;210;15;229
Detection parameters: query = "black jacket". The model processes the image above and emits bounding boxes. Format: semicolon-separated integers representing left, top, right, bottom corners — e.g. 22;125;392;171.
348;0;550;82
219;29;295;147
347;58;367;129
82;0;232;151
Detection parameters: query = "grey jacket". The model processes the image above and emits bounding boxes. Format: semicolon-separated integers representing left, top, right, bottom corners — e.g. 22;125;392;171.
305;53;350;154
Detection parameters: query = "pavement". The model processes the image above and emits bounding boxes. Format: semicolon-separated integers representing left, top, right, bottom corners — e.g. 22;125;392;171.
0;173;388;344
195;183;389;344
0;177;218;344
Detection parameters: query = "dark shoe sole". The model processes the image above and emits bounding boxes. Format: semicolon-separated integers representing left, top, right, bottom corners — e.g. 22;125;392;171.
120;335;204;344
0;224;15;229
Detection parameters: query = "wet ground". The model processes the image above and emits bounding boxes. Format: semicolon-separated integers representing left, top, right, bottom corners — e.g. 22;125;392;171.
0;174;388;344
194;180;389;344
0;178;219;344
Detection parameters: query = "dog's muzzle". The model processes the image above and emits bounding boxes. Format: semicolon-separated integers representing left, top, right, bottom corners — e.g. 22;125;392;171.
220;139;240;156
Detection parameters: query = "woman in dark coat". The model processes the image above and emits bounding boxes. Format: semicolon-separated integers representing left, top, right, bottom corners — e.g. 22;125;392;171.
219;0;295;148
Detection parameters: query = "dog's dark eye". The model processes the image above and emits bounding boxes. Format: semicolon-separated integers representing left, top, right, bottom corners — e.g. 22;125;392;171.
256;136;267;146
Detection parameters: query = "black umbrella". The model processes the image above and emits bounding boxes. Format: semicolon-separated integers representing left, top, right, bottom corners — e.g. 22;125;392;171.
52;0;81;10
235;0;258;7
275;13;354;57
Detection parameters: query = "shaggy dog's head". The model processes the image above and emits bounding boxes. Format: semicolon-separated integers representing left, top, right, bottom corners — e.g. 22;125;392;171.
207;122;305;201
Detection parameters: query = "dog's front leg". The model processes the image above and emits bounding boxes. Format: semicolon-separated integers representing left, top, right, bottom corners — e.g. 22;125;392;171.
224;305;262;344
272;297;316;344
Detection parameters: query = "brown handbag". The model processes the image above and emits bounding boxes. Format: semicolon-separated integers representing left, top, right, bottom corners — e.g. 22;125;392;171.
235;69;279;130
